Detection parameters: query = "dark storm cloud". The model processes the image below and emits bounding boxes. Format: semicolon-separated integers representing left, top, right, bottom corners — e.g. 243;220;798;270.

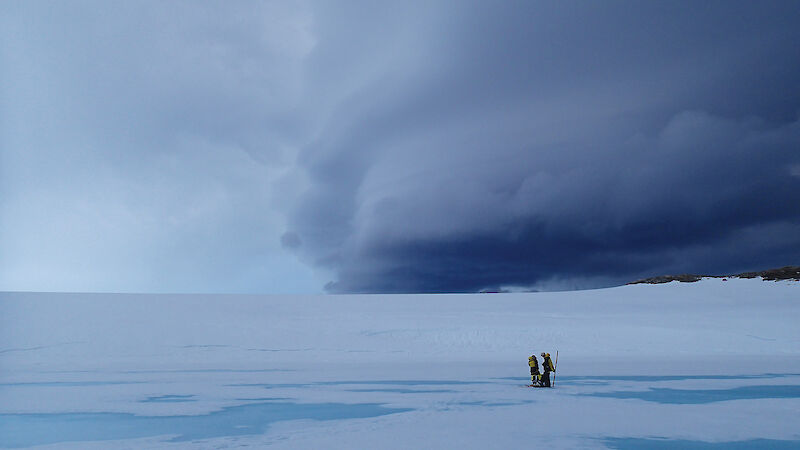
3;1;799;294
285;1;800;292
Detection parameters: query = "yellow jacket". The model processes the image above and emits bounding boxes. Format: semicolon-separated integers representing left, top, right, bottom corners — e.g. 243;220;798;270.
528;356;539;369
543;355;555;372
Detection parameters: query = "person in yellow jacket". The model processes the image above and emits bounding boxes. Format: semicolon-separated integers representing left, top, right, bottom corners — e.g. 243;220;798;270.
540;352;555;387
528;354;541;386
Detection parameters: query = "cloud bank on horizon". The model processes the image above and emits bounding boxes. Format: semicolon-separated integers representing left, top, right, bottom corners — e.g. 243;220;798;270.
2;1;799;294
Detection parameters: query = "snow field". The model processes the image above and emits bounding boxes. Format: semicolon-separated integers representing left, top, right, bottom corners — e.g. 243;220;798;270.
1;278;799;448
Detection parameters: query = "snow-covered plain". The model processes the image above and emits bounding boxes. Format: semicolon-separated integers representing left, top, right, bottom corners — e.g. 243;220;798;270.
1;279;799;449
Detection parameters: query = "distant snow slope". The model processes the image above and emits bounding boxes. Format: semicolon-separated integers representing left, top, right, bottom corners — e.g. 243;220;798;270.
1;279;798;448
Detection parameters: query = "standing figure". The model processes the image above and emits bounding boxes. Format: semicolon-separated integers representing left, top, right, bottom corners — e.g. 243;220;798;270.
528;354;540;386
541;352;555;387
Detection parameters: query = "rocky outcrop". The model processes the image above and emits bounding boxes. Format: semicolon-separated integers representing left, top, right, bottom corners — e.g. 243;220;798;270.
628;266;800;285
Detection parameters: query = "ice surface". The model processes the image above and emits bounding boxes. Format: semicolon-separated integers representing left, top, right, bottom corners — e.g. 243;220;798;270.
0;402;410;448
583;384;800;404
602;438;800;449
1;278;798;448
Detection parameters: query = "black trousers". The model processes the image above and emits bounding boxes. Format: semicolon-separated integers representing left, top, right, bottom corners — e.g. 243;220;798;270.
542;371;551;387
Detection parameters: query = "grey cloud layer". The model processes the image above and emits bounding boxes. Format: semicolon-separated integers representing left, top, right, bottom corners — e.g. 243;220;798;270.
1;1;319;292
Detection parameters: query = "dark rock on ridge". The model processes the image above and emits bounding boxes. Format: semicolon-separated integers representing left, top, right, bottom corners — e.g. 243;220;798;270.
629;266;800;285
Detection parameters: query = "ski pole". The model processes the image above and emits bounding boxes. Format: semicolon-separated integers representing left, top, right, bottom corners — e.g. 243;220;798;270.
552;350;558;387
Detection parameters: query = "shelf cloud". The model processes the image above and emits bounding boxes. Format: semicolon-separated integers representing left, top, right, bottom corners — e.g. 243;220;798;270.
2;1;799;293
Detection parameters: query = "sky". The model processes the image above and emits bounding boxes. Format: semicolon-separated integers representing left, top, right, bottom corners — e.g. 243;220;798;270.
2;1;799;294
